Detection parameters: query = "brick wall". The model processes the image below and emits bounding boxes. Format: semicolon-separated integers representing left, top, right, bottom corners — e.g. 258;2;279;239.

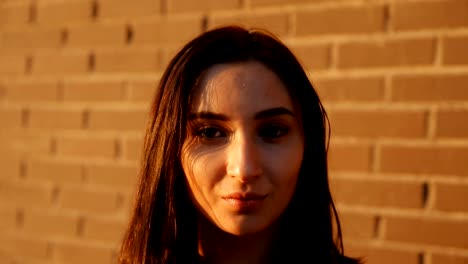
1;0;467;263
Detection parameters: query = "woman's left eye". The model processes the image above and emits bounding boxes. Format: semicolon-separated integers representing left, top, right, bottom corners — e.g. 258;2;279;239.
258;124;289;141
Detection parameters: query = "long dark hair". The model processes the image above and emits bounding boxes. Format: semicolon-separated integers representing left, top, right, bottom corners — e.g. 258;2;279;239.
119;25;360;264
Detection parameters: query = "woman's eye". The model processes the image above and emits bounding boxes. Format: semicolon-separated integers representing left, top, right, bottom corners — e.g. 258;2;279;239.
197;127;226;139
258;125;289;140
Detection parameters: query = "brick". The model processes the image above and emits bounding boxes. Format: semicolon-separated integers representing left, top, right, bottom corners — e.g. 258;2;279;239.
56;136;116;159
67;22;126;48
0;253;53;264
1;28;62;51
327;109;427;139
296;5;385;36
315;77;385;102
436;109;468;138
128;79;158;102
443;35;468;65
0;131;51;155
32;52;89;75
346;245;419;264
28;159;83;184
209;12;290;36
160;46;183;70
0;80;5;99
328;142;372;172
0;179;53;207
0;206;17;231
83;217;126;242
0;255;16;264
0;154;21;179
0;107;22;128
132;16;202;46
289;43;330;71
0;2;30;28
169;0;241;13
4;80;58;102
338;211;375;241
36;0;92;25
87;164;138;188
88;109;147;131
54;242;114;264
22;210;79;237
337;37;435;69
28;108;83;130
94;49;160;73
431;253;468;264
0;235;49;259
380;145;468;176
384;216;468;248
392;0;468;31
63;80;125;102
331;178;424;208
99;0;160;19
0;54;25;75
392;74;468;102
123;137;144;161
250;0;318;7
434;183;468;212
58;187;120;214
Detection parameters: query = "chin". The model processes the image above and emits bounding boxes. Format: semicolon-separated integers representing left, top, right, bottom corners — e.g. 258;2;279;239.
221;218;273;236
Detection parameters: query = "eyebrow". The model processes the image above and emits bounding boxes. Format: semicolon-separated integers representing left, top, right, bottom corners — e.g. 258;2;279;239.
188;107;295;121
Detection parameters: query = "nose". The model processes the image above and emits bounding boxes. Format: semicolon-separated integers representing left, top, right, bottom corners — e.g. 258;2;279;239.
226;133;263;182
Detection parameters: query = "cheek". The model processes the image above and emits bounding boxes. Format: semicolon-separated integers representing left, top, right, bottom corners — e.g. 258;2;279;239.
267;140;303;181
181;149;224;204
182;150;229;227
264;140;304;205
182;154;210;218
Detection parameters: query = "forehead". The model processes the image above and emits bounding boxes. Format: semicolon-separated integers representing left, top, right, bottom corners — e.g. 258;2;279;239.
190;61;294;114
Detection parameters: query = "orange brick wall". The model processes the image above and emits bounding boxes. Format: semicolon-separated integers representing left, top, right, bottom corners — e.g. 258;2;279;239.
1;0;467;263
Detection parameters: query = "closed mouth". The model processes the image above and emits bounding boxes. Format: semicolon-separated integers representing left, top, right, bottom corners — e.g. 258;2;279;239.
222;192;268;201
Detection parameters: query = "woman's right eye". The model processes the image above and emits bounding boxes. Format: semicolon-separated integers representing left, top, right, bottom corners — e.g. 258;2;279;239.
196;127;226;139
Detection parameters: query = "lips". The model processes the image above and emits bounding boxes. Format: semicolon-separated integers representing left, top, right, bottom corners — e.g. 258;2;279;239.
223;192;267;200
222;192;268;212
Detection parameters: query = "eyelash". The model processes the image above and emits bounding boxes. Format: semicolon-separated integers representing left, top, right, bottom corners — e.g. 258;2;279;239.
258;124;289;142
195;126;227;140
192;123;289;143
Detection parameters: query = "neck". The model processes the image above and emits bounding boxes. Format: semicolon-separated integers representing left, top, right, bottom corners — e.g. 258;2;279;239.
197;217;276;264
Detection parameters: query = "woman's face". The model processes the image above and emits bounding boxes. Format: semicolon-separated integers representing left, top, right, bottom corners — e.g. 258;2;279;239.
181;61;304;236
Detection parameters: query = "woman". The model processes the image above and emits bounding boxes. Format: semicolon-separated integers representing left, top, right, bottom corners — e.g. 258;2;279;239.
119;25;361;264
